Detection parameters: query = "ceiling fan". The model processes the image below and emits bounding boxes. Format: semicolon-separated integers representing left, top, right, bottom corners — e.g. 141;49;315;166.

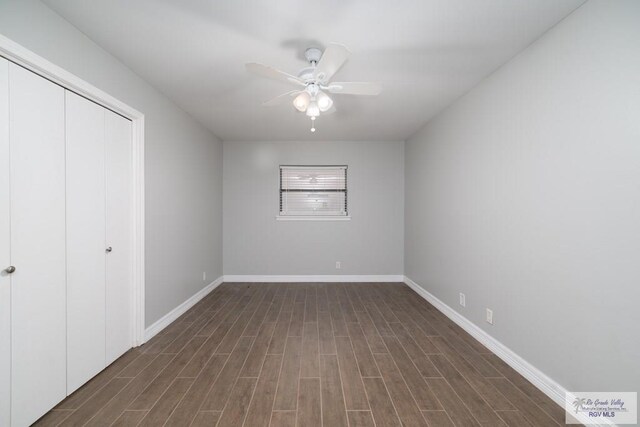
246;43;382;132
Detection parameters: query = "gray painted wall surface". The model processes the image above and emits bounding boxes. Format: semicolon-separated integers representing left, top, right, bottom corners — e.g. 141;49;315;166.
405;0;640;393
0;0;224;327
223;141;404;276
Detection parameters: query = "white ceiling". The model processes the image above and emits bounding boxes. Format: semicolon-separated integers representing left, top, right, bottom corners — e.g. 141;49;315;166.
43;0;584;141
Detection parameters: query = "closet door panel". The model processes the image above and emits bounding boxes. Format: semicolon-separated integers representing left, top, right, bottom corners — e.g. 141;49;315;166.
105;110;132;364
65;91;106;394
9;63;66;427
0;57;10;427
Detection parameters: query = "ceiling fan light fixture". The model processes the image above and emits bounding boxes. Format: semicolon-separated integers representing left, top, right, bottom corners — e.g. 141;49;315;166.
293;92;310;112
247;43;382;129
316;91;333;112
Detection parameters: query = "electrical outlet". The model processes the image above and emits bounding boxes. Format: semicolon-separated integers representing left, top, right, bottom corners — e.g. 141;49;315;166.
459;293;466;307
335;261;341;269
202;272;207;281
486;308;494;325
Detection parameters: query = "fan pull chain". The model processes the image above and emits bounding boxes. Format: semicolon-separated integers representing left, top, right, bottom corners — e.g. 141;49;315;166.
310;116;316;133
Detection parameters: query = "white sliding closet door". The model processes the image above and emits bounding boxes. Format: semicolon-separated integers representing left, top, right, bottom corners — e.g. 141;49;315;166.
105;110;133;364
65;91;107;394
9;63;67;427
0;57;10;427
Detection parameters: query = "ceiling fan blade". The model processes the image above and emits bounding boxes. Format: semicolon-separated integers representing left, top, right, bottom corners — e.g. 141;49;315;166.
262;90;302;107
313;43;351;83
325;82;382;96
246;63;305;87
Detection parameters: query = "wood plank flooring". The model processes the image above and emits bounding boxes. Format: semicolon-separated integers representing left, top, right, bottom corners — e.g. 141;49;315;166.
35;283;576;426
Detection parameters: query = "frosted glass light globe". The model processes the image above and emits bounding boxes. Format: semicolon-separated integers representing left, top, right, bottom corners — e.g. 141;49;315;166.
306;101;320;117
316;91;333;112
293;92;310;112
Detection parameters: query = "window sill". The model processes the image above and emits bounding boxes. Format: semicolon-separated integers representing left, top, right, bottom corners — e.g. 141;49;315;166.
276;215;351;221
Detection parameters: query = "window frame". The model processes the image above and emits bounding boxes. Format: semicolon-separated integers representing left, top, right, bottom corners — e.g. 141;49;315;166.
277;165;351;221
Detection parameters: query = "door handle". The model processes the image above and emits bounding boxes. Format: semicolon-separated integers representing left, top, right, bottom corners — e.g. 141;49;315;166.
106;247;112;253
3;266;15;274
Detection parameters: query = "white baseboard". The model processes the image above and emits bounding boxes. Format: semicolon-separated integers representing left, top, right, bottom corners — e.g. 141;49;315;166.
403;276;615;427
144;276;224;342
223;274;405;283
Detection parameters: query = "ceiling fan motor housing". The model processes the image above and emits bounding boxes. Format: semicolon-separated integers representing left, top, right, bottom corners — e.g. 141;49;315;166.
297;66;315;80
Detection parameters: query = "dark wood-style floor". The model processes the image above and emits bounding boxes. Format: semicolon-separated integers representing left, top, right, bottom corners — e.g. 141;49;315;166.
35;282;574;426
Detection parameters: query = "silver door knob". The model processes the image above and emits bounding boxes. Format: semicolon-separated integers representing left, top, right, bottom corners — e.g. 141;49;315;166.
105;247;112;253
4;266;15;274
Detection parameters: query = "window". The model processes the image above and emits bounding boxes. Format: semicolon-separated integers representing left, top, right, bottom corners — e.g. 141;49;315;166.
279;166;348;218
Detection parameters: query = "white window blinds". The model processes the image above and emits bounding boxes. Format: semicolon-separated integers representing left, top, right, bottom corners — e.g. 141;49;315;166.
279;166;348;217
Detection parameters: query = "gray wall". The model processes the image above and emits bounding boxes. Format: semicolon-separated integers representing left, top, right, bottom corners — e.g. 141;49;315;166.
0;0;223;327
224;141;404;276
405;0;640;393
